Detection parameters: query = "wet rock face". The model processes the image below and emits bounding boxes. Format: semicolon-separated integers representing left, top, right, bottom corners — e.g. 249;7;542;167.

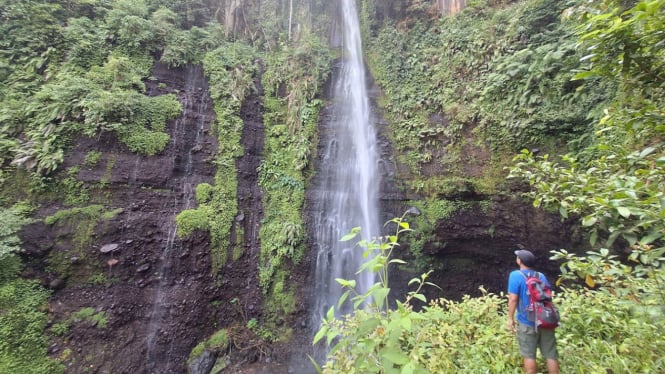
17;59;578;374
21;63;225;374
390;196;578;303
188;350;218;374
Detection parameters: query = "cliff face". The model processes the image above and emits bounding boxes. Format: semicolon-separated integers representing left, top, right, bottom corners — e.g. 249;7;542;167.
364;67;576;304
19;63;262;373
14;15;580;374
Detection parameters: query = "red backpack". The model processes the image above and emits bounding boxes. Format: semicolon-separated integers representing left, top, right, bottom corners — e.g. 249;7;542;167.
520;271;560;330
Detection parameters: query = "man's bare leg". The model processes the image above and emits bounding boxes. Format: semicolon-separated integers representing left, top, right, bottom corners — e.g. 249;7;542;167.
546;358;559;374
523;358;537;374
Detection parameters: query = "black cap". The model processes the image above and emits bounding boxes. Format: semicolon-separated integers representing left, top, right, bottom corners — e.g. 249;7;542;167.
515;249;536;267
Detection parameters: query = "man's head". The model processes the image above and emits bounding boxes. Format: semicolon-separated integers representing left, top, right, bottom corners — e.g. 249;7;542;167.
514;249;536;268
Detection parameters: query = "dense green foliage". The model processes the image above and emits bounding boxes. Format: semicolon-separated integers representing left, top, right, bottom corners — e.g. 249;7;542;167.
0;205;32;262
0;206;62;372
316;215;665;373
3;0;663;371
0;279;64;373
176;41;258;274
258;35;331;320
361;0;615;192
509;0;665;259
315;0;665;372
0;0;188;175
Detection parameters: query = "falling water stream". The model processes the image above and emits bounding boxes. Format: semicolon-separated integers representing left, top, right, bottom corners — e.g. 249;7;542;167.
310;0;381;360
145;65;211;371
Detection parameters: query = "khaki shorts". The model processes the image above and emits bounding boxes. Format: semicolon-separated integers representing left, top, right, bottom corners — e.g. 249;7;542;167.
516;322;558;360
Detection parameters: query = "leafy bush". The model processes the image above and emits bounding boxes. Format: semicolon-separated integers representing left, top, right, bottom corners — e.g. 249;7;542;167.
258;34;330;307
0;206;33;261
0;279;63;373
315;215;665;373
83;151;102;167
195;183;214;204
0;0;183;175
508;0;665;261
363;0;614;185
0;255;21;284
49;322;70;337
71;307;108;329
188;328;229;361
175;206;212;237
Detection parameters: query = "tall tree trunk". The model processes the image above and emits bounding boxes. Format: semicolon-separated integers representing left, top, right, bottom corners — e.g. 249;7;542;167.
225;0;242;36
439;0;466;15
288;0;293;41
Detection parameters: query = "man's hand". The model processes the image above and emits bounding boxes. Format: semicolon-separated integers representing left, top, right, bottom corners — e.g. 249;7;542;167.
507;319;516;333
507;292;518;333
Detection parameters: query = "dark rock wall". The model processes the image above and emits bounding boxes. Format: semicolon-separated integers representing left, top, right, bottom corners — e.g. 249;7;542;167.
17;56;578;374
22;63;223;373
410;196;576;302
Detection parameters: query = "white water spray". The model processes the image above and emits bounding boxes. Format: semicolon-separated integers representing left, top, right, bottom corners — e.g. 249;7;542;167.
310;0;381;357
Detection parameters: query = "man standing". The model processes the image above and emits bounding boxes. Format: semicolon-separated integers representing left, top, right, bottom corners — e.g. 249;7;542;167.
508;249;560;374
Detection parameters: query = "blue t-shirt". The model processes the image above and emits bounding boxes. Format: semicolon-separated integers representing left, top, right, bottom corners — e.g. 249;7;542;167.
508;269;551;327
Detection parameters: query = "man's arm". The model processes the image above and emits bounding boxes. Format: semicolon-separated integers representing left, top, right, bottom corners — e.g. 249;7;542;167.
508;292;519;332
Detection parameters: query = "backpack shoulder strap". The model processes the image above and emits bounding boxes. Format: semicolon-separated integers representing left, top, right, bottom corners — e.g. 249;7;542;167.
520;270;537;279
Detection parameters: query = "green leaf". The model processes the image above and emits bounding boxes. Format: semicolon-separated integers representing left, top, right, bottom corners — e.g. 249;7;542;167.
590;229;598;246
326;306;335;321
389;259;407;265
572;70;597;80
340;228;360;241
407;277;421;286
380;347;410;365
400;316;412;331
353;297;365;310
582;215;598;226
559;205;568;218
326;329;337;346
412;293;427;303
617;206;631;218
358;318;381;335
313;325;328;344
639;231;662;245
372;287;390;308
401;363;415;374
533;197;542;208
335;278;356;289
338;290;350;309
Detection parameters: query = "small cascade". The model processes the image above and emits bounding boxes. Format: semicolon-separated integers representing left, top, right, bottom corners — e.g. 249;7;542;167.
309;0;382;361
144;65;212;371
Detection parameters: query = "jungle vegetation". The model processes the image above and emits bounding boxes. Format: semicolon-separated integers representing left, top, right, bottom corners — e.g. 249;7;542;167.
314;0;665;372
0;0;663;372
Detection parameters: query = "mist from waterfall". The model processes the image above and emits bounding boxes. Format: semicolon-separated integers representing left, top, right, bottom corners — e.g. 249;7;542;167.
310;0;381;359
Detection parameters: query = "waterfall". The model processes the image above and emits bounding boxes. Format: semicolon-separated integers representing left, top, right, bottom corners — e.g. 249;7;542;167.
145;65;211;371
310;0;381;359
